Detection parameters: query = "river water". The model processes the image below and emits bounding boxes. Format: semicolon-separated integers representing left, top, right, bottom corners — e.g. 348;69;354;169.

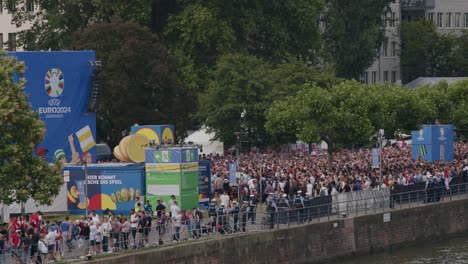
324;236;468;264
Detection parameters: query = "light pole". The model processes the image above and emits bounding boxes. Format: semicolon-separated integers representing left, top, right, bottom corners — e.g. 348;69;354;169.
82;159;89;217
378;129;384;191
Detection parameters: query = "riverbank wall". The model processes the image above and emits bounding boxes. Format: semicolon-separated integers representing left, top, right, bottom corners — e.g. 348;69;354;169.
89;198;468;264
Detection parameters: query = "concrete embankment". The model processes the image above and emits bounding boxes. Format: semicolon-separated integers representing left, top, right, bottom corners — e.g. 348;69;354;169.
86;199;468;264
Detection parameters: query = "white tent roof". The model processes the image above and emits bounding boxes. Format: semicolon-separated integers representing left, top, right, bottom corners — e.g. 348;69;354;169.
185;127;224;156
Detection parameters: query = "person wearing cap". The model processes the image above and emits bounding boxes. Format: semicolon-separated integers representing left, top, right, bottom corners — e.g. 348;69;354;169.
293;191;305;224
248;194;257;225
54;149;67;164
36;147;49;160
208;199;218;231
229;201;241;232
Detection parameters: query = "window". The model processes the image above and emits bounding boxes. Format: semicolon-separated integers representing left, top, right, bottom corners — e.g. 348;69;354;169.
0;33;3;50
8;33;16;51
437;13;443;28
390;12;396;27
26;0;34;12
455;13;461;28
446;13;452;28
372;71;377;84
365;72;369;84
383;71;389;82
383;41;388;57
7;0;16;13
464;13;468;28
391;71;397;84
428;13;434;25
391;41;397;57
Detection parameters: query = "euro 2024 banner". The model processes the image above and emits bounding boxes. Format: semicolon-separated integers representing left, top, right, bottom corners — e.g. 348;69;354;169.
10;51;97;163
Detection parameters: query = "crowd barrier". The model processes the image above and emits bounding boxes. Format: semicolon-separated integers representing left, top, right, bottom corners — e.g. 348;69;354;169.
2;177;468;263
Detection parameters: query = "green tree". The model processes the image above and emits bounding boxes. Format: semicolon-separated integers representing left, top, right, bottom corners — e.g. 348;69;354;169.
0;52;63;205
400;21;467;83
164;0;324;91
323;0;393;79
415;80;468;137
70;20;194;146
12;0;152;50
265;80;432;169
198;54;336;146
198;54;273;146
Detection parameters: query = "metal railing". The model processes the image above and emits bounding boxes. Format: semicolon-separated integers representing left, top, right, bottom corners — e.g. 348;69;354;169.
2;181;468;263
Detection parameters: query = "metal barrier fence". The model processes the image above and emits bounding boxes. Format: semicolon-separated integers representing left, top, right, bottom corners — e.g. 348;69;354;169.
2;181;468;263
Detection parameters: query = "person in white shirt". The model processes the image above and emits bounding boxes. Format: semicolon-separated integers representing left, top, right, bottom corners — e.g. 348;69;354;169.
101;217;112;253
130;209;138;247
91;211;101;225
45;228;59;260
170;201;180;219
89;221;98;255
172;211;182;242
220;191;230;208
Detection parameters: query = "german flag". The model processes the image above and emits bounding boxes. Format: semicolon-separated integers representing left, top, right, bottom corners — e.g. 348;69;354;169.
419;145;427;157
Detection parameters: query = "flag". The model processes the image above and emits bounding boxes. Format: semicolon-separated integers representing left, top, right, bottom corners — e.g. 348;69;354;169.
419;145;427;157
75;125;96;152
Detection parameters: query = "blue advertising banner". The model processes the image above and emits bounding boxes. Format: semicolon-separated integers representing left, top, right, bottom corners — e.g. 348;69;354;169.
412;125;454;162
371;148;379;168
198;160;211;206
9;51;97;163
64;164;145;215
145;148;199;163
228;162;237;183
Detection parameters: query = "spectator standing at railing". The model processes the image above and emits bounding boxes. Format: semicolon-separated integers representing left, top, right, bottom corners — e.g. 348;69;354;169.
156;210;166;245
172;210;182;242
143;211;152;246
248;195;257;225
229;202;240;233
240;201;249;232
121;218;130;250
129;209;138;248
0;235;4;264
89;221;98;255
192;207;203;239
101;217;112;253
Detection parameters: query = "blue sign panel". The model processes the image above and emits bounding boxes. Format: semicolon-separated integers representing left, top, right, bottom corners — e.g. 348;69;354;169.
198;160;211;206
10;51;97;163
371;148;379;168
64;164;145;215
145;148;199;163
412;125;454;162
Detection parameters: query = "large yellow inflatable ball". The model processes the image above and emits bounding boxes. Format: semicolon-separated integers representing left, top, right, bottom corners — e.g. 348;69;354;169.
135;128;160;145
126;134;150;163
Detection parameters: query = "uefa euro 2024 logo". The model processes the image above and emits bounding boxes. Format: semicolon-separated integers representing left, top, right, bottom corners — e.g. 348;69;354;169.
45;68;64;98
40;68;71;118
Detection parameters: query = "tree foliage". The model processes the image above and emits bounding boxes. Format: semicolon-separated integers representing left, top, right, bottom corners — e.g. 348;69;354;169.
164;0;324;91
400;20;468;83
12;0;152;50
198;54;337;146
70;20;194;147
265;80;433;168
0;52;62;205
323;0;393;79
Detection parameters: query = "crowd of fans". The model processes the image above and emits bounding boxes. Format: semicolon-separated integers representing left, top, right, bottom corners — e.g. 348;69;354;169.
207;142;468;205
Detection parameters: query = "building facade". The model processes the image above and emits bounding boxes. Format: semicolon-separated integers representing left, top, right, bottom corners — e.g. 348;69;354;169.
0;0;35;51
364;0;468;85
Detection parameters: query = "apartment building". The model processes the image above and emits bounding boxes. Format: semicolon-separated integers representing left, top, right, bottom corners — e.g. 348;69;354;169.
364;0;468;85
0;0;35;51
364;1;401;85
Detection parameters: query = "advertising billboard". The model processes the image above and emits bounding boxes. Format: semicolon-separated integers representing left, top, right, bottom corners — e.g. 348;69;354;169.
145;147;199;210
198;160;211;206
9;51;97;163
130;125;175;146
64;164;145;215
412;125;454;162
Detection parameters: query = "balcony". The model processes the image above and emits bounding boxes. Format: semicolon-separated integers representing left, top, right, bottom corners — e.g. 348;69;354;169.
401;0;434;10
